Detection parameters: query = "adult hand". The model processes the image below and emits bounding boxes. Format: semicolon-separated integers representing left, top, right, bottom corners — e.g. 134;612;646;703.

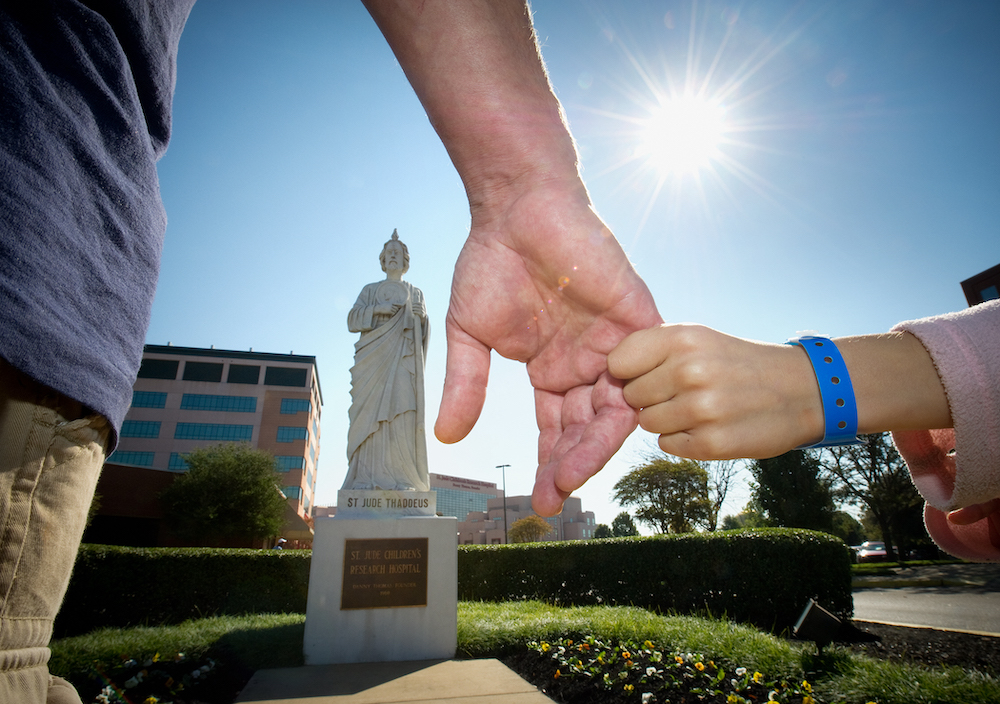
434;182;661;516
608;324;821;460
949;498;1000;552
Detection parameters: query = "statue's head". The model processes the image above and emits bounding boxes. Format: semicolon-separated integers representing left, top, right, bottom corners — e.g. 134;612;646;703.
380;229;410;274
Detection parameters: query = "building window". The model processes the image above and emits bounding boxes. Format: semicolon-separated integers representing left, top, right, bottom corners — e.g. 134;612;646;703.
174;423;253;441
982;285;999;301
169;453;190;471
137;358;178;380
111;450;155;467
275;456;304;472
182;361;224;382
131;391;167;408
120;420;161;438
283;486;302;499
180;394;257;413
280;398;311;414
227;364;260;384
264;366;307;387
276;426;307;442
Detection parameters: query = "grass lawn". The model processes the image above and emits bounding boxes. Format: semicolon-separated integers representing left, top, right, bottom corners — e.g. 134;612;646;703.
51;602;998;704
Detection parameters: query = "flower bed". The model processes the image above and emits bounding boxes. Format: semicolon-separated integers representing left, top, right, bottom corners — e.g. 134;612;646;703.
515;635;820;704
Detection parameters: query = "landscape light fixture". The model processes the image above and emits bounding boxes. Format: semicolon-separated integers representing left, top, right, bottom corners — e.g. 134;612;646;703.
793;599;842;654
793;598;881;655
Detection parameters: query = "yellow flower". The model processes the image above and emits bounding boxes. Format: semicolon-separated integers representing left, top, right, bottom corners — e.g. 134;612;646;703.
597;654;604;664
675;655;685;664
566;640;573;646
695;662;705;671
554;669;561;679
644;640;654;649
803;696;815;704
753;671;764;684
801;680;812;692
624;684;635;692
143;698;159;704
541;642;550;652
622;651;631;659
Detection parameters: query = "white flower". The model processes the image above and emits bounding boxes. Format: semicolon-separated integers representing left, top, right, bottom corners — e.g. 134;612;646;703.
768;691;779;701
735;667;747;676
642;693;655;704
645;666;659;677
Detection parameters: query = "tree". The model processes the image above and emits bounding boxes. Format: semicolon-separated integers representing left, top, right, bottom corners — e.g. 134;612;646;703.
748;449;835;532
508;514;554;543
831;511;865;547
721;511;768;531
700;458;739;532
593;524;613;539
160;443;287;544
822;433;925;561
611;511;639;537
613;456;711;534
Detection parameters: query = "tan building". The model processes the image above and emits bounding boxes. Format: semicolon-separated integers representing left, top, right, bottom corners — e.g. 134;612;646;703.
108;344;322;544
457;494;596;545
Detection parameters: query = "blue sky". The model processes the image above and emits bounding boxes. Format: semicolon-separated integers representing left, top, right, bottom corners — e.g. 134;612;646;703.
152;0;1000;530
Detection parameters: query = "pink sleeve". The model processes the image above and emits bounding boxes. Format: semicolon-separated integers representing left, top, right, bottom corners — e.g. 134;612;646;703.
891;299;1000;561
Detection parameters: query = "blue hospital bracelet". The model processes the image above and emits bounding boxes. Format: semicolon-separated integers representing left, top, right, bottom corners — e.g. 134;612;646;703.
786;335;863;448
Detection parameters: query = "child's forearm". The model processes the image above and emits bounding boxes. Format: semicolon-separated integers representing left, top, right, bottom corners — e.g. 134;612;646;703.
835;331;952;435
608;325;953;460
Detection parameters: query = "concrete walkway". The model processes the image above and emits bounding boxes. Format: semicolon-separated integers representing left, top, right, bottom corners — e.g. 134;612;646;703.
234;658;554;703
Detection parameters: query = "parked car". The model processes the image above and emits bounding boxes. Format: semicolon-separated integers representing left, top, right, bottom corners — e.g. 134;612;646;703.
855;540;888;563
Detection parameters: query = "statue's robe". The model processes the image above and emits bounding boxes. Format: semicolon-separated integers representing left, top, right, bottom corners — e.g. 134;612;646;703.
342;279;429;491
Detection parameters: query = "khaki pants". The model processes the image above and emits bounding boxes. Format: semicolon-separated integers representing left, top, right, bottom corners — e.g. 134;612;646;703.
0;358;109;704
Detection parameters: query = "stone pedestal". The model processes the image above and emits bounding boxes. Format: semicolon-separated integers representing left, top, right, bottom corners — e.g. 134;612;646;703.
303;515;457;665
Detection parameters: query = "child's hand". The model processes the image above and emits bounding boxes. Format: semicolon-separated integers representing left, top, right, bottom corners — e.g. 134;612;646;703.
607;324;823;460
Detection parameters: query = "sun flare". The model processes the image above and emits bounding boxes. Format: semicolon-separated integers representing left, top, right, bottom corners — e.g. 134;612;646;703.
638;95;726;176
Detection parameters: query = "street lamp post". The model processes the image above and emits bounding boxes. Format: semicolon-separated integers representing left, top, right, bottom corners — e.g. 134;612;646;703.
496;464;510;544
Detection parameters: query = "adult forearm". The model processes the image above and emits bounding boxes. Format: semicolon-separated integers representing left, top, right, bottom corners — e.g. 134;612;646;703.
361;0;582;210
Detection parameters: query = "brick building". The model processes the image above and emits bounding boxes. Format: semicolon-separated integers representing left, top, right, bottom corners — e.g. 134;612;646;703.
89;344;322;547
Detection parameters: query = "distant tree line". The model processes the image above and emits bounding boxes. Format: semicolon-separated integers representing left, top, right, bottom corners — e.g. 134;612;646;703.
606;433;929;560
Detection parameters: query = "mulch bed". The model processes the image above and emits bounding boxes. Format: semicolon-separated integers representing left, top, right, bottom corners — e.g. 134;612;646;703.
843;621;1000;676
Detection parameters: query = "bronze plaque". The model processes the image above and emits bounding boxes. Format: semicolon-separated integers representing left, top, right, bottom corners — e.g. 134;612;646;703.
341;537;428;610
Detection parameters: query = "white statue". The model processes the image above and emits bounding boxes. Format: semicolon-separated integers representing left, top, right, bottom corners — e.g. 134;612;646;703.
342;230;429;491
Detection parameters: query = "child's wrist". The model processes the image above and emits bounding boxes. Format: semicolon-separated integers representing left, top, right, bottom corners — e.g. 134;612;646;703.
786;335;863;448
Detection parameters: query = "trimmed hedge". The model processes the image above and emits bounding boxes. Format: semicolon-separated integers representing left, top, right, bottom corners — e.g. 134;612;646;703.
57;529;851;638
457;528;853;633
55;545;311;638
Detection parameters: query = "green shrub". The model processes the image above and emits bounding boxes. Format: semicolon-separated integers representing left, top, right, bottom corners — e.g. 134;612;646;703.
458;528;852;633
55;545;311;637
58;530;850;638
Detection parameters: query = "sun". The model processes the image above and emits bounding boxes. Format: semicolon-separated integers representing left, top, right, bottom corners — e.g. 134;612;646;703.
638;95;727;176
